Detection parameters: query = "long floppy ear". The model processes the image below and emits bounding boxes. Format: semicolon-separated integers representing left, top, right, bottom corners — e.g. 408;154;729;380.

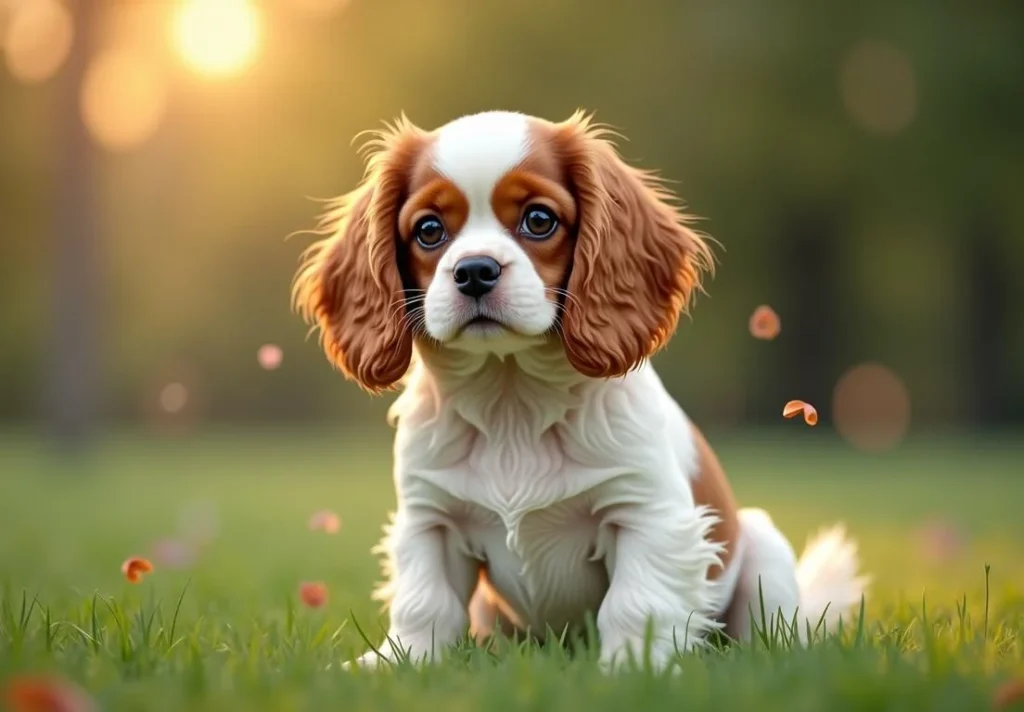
292;121;425;393
554;112;715;378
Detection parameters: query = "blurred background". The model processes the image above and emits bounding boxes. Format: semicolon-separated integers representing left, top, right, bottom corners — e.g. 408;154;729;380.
0;0;1022;639
1;0;1022;445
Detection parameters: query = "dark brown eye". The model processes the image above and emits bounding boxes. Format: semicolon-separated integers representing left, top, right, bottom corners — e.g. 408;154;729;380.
519;205;558;240
413;216;447;249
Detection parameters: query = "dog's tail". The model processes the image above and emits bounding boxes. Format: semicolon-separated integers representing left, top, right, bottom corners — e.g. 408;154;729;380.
795;524;871;631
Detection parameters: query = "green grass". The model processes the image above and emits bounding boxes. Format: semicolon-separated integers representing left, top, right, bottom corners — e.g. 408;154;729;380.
1;429;1023;711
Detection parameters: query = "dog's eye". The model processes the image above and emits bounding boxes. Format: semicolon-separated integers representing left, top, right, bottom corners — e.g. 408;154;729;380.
413;216;447;249
519;205;558;240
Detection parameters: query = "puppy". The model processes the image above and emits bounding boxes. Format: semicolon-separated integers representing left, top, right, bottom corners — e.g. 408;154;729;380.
293;110;868;670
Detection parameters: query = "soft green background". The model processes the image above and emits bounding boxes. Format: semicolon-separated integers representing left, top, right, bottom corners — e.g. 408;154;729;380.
1;0;1022;429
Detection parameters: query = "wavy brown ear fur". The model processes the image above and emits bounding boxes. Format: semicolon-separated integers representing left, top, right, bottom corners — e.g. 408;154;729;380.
553;111;715;378
291;120;425;393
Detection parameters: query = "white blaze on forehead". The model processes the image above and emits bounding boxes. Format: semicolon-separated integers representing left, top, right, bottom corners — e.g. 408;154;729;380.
432;111;531;207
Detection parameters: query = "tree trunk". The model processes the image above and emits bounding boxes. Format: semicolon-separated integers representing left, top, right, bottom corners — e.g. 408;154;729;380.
46;0;100;452
963;212;1013;426
762;202;847;425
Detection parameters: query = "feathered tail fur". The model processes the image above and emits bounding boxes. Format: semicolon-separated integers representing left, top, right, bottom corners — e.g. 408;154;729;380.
795;524;871;630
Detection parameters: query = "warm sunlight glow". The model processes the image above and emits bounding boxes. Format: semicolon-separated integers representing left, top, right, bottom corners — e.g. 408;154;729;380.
285;0;351;18
81;49;167;151
172;0;261;79
3;0;73;84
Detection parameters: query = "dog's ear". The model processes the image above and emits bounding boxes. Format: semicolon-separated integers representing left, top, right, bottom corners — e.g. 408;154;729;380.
292;120;426;393
553;112;715;378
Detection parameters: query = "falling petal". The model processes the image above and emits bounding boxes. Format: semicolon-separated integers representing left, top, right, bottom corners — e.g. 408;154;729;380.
802;403;819;426
3;675;97;712
782;400;805;419
299;581;328;608
257;344;283;370
121;556;154;583
748;305;781;341
783;399;817;427
308;509;341;534
993;680;1024;710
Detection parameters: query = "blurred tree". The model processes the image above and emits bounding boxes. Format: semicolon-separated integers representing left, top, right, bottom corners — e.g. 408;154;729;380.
963;212;1013;426
46;0;100;450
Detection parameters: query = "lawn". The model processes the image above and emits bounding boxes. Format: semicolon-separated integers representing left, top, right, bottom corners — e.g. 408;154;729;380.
1;429;1022;711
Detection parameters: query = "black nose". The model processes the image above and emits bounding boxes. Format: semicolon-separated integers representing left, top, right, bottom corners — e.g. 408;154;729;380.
453;256;501;298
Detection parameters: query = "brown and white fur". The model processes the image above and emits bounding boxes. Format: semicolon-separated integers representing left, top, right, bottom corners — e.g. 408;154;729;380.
293;110;869;671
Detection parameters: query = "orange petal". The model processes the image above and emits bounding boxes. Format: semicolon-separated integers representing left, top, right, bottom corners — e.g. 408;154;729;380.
783;399;818;426
307;510;341;534
3;675;97;712
802;402;819;426
120;556;154;584
748;305;781;341
993;680;1024;710
299;581;328;608
782;400;806;419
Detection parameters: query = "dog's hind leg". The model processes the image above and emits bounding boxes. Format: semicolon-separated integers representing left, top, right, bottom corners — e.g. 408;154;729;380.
724;508;802;643
725;508;868;644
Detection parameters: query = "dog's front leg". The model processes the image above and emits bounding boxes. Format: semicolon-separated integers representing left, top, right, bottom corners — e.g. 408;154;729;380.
349;506;477;669
597;499;723;672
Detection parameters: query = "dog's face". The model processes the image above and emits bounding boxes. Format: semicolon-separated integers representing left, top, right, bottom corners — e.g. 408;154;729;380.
293;111;713;392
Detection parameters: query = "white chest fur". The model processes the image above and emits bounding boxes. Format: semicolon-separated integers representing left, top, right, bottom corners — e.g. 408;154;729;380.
409;426;620;632
386;347;683;633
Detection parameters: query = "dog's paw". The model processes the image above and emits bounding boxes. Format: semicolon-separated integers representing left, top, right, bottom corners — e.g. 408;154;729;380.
598;640;682;675
341;650;392;672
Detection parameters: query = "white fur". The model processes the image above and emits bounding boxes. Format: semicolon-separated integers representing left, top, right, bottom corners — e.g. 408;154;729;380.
424;112;557;350
358;347;723;671
344;111;868;671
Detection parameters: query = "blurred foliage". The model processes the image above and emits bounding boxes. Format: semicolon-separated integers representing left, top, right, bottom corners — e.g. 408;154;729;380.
0;0;1022;429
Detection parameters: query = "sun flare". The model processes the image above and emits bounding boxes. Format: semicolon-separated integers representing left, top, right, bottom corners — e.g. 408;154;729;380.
172;0;261;79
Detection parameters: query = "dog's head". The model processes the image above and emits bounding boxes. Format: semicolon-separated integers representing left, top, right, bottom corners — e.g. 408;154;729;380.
293;110;714;392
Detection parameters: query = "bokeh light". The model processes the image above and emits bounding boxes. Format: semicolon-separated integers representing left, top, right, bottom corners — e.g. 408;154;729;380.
2;0;73;84
80;48;167;151
840;40;917;136
159;382;189;414
173;0;261;79
832;363;911;452
150;538;197;570
285;0;351;18
912;520;965;565
257;343;283;370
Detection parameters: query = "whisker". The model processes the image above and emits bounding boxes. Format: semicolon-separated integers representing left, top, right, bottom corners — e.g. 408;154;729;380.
548;310;589;364
395;305;423;332
397;305;431;341
386;295;426;324
544;286;583;310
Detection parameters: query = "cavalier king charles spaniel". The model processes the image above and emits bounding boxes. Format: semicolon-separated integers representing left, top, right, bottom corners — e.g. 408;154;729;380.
293;110;869;671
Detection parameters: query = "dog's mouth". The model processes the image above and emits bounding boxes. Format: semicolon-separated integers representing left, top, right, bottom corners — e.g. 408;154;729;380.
457;315;511;336
467;316;500;327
